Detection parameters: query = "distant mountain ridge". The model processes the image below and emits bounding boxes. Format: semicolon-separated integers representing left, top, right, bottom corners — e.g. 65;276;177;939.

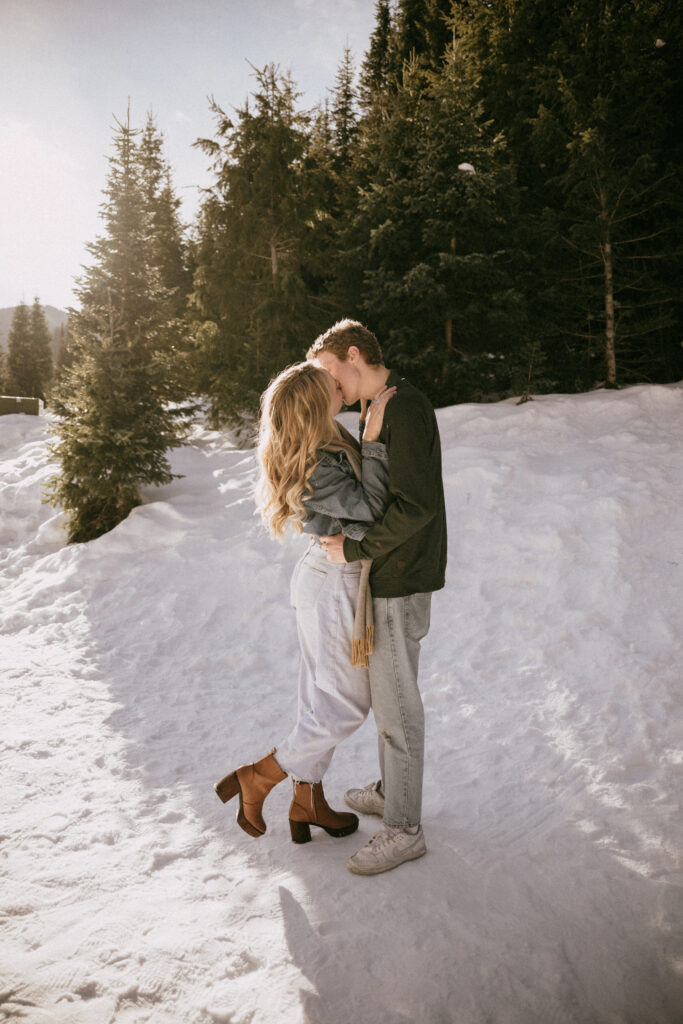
0;305;69;356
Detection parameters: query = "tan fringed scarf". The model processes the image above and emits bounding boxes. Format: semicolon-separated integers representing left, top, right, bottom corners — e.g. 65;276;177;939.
321;425;374;669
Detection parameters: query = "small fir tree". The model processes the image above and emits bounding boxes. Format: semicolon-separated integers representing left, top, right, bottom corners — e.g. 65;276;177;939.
48;108;189;543
7;299;53;399
6;301;32;395
29;298;54;400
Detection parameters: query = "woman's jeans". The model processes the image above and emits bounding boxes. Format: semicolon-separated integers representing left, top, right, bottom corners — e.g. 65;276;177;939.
370;593;432;829
276;544;371;783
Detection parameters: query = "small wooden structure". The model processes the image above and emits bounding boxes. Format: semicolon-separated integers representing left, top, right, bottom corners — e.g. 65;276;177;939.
0;396;41;416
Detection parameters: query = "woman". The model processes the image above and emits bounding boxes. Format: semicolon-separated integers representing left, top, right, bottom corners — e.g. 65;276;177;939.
214;361;395;844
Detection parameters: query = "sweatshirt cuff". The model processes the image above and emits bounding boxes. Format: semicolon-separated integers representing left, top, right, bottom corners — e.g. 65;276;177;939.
342;522;368;542
343;536;363;562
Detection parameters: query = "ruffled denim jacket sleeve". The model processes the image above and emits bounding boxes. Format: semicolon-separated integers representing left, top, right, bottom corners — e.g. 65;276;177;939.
301;441;390;541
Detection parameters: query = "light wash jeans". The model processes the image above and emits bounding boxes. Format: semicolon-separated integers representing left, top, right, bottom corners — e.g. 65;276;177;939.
275;543;371;782
370;592;432;828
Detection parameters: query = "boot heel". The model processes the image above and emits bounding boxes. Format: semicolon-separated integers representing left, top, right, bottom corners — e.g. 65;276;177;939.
214;772;239;804
290;819;312;844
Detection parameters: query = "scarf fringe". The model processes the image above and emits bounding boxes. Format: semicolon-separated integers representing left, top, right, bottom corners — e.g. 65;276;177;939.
351;626;375;669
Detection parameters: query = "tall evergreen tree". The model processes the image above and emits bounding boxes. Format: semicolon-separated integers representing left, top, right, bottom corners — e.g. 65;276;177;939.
534;0;680;386
454;0;683;389
392;0;453;70
48;109;189;543
190;64;325;424
7;299;53;400
359;0;394;107
138;112;191;317
29;298;54;399
331;47;359;167
6;301;32;395
337;39;527;404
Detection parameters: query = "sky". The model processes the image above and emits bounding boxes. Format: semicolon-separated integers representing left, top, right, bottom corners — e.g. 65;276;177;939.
0;0;377;312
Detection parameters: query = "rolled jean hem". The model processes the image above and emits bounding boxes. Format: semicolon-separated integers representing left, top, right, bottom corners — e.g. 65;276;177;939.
383;818;421;830
273;752;320;784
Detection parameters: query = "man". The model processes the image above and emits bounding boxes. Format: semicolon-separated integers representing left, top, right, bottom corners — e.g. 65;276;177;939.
308;319;447;875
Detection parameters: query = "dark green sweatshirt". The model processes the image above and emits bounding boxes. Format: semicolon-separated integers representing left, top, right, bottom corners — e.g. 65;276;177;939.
342;369;447;598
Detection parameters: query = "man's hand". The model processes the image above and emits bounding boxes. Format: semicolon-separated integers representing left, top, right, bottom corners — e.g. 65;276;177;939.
320;534;347;563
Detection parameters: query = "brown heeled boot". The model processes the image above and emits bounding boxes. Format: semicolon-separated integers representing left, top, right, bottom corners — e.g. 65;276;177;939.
288;781;359;844
214;749;287;837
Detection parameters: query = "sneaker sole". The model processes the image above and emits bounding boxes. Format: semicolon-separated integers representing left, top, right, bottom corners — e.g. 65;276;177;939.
346;844;426;876
343;795;385;816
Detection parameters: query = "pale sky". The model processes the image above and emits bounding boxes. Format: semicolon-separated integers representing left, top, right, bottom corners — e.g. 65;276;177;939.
0;0;376;311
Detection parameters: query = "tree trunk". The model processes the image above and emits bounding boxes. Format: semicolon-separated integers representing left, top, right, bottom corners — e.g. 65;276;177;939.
443;233;456;377
599;186;617;385
270;238;279;279
269;236;287;363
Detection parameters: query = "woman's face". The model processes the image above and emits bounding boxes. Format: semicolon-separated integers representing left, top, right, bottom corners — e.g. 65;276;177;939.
322;368;344;416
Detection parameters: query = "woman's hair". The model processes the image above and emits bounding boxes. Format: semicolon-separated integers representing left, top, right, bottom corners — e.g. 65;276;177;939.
255;361;343;539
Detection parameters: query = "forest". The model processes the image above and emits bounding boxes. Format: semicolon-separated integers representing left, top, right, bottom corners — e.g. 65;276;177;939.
187;0;683;414
4;0;681;541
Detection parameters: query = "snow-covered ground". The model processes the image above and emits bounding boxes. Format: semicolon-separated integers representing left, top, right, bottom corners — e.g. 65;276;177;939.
1;384;682;1024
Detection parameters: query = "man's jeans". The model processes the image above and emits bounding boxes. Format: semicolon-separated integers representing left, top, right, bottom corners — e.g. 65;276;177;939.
370;593;432;828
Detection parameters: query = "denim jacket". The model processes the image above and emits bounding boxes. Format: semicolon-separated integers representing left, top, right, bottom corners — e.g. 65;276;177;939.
302;440;390;541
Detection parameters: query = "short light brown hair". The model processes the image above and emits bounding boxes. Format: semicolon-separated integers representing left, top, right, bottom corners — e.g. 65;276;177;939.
307;319;383;366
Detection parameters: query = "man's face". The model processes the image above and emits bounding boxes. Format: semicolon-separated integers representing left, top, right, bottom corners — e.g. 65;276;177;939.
322;368;344;416
315;349;361;406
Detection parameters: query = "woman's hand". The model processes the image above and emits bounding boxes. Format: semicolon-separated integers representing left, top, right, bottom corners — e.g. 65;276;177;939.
362;385;397;442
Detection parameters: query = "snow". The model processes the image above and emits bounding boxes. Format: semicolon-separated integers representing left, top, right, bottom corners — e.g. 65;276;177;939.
1;384;682;1024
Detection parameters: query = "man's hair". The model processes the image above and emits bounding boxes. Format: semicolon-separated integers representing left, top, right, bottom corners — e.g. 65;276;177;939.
307;319;383;366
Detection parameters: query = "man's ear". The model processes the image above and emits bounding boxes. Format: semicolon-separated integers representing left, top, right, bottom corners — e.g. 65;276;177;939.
347;345;360;365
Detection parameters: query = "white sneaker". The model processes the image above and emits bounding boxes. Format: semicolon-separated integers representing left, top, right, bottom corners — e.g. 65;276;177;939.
347;825;426;875
344;780;385;816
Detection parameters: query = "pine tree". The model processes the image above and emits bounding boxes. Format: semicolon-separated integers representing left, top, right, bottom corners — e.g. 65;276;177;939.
456;0;683;390
331;47;359;167
137;112;191;317
190;65;325;424
359;0;394;107
337;38;527;404
136;112;193;399
7;299;53;400
6;301;32;395
393;0;452;70
537;0;681;386
48;109;189;543
29;298;54;399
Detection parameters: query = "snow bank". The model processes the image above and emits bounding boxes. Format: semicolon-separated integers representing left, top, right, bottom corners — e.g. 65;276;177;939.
1;385;682;1023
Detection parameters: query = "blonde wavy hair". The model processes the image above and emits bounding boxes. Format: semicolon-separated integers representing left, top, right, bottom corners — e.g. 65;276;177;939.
255;361;348;539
